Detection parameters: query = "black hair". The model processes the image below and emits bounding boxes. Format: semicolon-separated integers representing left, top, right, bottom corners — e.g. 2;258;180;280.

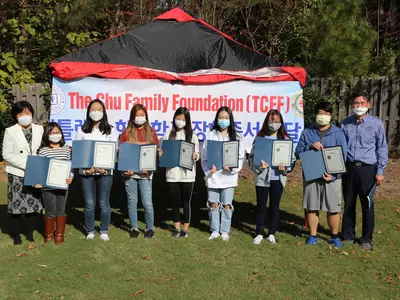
11;101;34;123
315;101;333;115
351;91;369;103
40;122;66;148
211;106;238;141
81;99;112;135
169;107;193;143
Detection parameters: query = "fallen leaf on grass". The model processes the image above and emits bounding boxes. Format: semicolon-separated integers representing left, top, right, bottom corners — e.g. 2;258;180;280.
296;242;302;246
37;277;41;282
85;274;92;278
396;208;400;214
342;251;349;256
351;250;356;254
49;277;53;281
34;291;40;294
143;256;148;260
37;265;47;268
133;289;144;296
66;268;71;272
16;253;26;257
18;274;24;277
344;280;352;284
27;245;35;251
322;282;328;286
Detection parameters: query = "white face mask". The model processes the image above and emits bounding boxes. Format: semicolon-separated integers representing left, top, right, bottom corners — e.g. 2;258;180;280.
135;116;147;126
352;107;368;116
89;111;103;122
316;114;331;126
18;115;32;127
268;122;281;132
175;119;186;129
49;134;62;143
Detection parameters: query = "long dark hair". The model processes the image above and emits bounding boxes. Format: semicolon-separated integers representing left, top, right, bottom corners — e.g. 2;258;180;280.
81;99;112;135
211;106;238;141
39;122;66;148
125;104;155;144
169;107;193;143
258;109;289;139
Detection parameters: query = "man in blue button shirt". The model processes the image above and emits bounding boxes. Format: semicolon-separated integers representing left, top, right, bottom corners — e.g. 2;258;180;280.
341;93;388;251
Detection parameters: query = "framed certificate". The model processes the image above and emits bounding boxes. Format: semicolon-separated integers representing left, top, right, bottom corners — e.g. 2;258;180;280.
271;140;293;167
93;142;116;169
46;159;71;189
322;146;346;174
222;141;239;168
179;141;195;170
139;145;157;171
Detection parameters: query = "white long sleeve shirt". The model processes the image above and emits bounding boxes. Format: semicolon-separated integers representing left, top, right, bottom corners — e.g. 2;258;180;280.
201;129;245;189
163;130;200;183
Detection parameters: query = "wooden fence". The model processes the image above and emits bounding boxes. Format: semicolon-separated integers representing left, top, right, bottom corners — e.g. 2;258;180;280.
10;77;400;150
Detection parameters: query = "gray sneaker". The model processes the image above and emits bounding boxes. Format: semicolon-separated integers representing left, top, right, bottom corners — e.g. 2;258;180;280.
360;242;373;251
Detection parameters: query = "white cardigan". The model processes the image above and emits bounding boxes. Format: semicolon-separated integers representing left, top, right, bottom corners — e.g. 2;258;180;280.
2;123;44;177
201;130;245;189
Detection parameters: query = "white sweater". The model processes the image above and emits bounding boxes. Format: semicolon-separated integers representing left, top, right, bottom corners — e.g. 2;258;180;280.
163;130;200;183
201;130;245;189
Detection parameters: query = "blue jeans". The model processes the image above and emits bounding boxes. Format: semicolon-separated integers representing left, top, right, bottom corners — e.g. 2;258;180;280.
125;178;154;230
207;187;235;234
80;175;112;234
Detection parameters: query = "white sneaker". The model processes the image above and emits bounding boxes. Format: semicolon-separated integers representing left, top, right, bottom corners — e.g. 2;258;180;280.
253;234;264;245
86;233;95;240
100;233;110;241
208;232;220;240
221;233;230;241
267;234;276;244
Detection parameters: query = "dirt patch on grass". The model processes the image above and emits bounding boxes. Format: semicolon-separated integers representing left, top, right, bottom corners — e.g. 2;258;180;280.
239;158;400;199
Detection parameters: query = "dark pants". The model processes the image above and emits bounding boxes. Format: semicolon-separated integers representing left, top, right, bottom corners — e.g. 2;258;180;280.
255;181;283;236
168;182;194;224
80;175;112;234
42;190;68;218
342;164;376;244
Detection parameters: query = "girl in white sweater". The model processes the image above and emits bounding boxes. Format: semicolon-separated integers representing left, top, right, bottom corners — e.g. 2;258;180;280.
201;106;245;241
163;107;199;238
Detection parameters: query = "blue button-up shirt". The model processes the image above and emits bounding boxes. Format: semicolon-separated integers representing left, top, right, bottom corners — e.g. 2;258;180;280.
341;114;388;175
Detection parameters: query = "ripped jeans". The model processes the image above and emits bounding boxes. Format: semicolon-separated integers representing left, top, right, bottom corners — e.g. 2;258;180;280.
125;178;154;230
207;187;235;234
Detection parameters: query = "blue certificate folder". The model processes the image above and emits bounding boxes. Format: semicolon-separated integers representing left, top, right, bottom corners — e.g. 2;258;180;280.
71;140;116;169
24;156;69;190
253;137;273;167
117;143;158;172
206;140;239;170
299;150;326;182
159;140;194;170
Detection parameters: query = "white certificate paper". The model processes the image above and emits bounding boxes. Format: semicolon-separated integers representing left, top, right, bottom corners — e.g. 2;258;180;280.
93;142;116;169
140;145;157;171
179;142;195;170
222;141;239;168
323;146;346;174
271;140;293;166
46;159;71;189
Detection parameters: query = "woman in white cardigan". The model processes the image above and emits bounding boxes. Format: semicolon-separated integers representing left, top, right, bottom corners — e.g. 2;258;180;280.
2;101;44;245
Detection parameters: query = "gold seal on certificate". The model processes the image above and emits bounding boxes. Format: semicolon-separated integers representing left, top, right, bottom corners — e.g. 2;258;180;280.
322;146;346;174
222;141;239;168
271;140;293;167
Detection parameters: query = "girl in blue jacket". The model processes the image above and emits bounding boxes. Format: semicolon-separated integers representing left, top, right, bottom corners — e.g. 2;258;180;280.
296;102;347;249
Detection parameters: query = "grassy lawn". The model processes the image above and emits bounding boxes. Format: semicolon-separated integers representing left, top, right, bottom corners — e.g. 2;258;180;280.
0;176;399;300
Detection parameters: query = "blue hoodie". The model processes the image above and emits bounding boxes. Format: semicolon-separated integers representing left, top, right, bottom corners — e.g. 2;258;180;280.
295;123;347;179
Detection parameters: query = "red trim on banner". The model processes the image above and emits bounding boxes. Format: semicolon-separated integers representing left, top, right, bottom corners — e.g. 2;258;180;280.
49;62;305;85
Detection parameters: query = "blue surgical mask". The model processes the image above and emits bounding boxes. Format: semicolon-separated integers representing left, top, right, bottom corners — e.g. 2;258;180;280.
218;119;230;129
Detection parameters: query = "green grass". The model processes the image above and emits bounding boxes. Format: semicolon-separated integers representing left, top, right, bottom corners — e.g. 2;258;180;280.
0;178;399;300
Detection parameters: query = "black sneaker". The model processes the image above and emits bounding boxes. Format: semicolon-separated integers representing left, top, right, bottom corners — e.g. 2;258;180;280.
172;229;181;238
130;229;140;239
179;230;188;238
144;229;154;239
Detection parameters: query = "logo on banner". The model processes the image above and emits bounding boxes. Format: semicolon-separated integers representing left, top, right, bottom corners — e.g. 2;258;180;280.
51;85;66;115
292;91;303;116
